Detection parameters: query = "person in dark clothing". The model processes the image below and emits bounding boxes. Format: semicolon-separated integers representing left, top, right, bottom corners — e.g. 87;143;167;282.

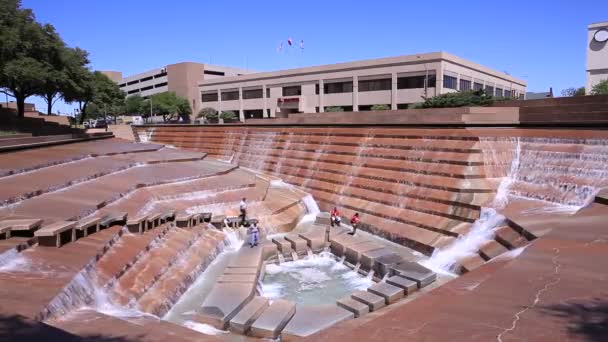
348;213;360;235
239;197;247;226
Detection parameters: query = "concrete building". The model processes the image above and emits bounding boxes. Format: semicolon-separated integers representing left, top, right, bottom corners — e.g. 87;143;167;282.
199;52;527;121
103;62;254;119
586;21;608;94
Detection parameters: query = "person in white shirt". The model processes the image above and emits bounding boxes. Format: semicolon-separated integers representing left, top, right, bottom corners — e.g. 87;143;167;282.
239;197;247;226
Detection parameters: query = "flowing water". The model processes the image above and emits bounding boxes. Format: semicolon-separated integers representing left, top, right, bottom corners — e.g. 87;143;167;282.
260;251;372;305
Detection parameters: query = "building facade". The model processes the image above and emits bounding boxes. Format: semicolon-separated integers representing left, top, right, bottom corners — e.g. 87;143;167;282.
198;52;526;121
103;62;254;119
586;21;608;94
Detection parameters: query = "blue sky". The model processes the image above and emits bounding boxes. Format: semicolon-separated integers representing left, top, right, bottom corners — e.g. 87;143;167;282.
13;0;608;114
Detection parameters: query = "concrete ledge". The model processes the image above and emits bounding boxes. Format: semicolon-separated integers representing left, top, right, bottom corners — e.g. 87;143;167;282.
367;282;404;304
35;221;76;247
330;233;367;256
126;215;147;233
336;297;369;318
284;234;308;253
391;261;436;288
298;231;327;251
359;248;397;271
250;299;296;339
344;241;384;265
0;218;43;232
218;274;257;284
75;217;101;238
386;276;418;295
272;237;293;254
229;296;269;334
351;290;385;312
315;212;331;226
282;304;354;339
479;240;509;260
198;283;256;329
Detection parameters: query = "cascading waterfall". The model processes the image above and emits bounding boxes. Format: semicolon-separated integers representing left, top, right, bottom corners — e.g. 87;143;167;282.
138;128;155;143
422;136;608;275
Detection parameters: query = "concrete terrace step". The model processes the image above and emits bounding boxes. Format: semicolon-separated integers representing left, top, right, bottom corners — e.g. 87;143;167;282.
494;225;530;249
229;296;270;334
250;299;297;339
282;304;354;339
0;133;114;153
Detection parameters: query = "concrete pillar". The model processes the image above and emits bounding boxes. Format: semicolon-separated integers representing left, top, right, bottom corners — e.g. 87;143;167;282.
238;87;244;122
436;66;444;95
352;75;359;111
262;84;268;117
218;89;222;113
319;79;324;112
391;73;397;110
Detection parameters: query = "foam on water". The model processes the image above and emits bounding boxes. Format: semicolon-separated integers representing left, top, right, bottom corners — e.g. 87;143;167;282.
0;249;27;272
183;320;228;335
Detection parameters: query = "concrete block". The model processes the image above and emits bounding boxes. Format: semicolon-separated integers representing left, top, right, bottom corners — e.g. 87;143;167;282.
282;304;354;338
351;290;385;312
344;242;384;265
250;299;296;339
479;240;509;260
494;226;528;250
391;261;436;288
198;283;256;329
315;212;330;226
272;238;292;254
329;233;367;256
456;254;486;274
218;274;257;284
211;214;226;229
367;282;404;304
298;231;326;251
0;218;42;231
284;234;308;253
229;296;269;334
386;276;418;295
373;253;404;277
336;297;369;318
359;248;396;271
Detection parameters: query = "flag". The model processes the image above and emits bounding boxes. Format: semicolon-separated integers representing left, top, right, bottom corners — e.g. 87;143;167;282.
300;39;304;49
287;37;293;46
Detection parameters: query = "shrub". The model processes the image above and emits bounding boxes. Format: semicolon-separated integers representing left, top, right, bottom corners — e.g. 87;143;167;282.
197;107;217;119
371;104;390;111
325;106;344;112
591;79;608;95
561;87;586;97
411;89;494;108
220;111;238;121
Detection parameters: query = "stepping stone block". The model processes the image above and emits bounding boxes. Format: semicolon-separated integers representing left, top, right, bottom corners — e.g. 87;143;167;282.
160;209;176;223
229;296;269;334
373;253;404;277
284;235;308;253
360;248;397;271
494;226;528;249
367;282;404;304
315;212;330;226
298;231;326;251
386;276;418;295
175;213;192;228
0;218;42;232
100;212;127;229
344;242;384;265
391;261;437;288
0;225;11;239
126;215;147;233
272;237;293;254
330;233;367;256
250;299;296;339
282;304;354;338
199;283;256;329
336;297;369;318
218;274;257;284
35;221;76;247
75;216;101;238
479;240;509;261
456;254;486;274
211;214;226;229
202;212;212;222
351;290;385;312
146;213;162;229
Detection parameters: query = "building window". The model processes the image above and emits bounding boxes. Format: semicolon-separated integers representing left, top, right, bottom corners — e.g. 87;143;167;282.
315;84;319;95
315;107;320;112
324;81;352;94
266;88;270;98
127;80;139;86
140;85;153;91
359;78;391;92
495;88;503;97
243;88;263;99
140;76;153;82
485;85;494;95
127;89;139;94
221;90;239;101
397;103;410;109
282;85;301;96
154;82;168;88
473;82;483;91
118;83;126;88
204;70;225;76
459;79;471;91
397;75;436;89
154;71;167;78
244;109;264;119
443;75;457;89
266;109;271;117
503;89;511;98
201;92;218;102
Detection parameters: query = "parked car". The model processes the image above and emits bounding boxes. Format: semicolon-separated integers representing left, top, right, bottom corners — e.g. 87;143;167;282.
94;119;107;128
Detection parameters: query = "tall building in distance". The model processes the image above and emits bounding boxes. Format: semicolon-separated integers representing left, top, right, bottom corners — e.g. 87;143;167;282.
198;52;527;121
587;21;608;93
102;62;255;119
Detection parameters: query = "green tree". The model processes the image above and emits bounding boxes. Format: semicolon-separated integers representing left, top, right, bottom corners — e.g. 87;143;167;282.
148;92;191;122
412;89;494;108
0;0;60;118
325;106;344;112
371;104;390;111
220;111;237;121
561;87;585;97
591;79;608;95
63;71;124;124
197;107;218;120
123;94;145;115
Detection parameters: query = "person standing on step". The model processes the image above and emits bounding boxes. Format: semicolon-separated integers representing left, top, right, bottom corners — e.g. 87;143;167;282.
349;213;360;235
330;207;341;227
248;222;259;248
239;197;247;227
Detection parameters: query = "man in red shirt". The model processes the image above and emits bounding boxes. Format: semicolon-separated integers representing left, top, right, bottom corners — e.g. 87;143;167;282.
349;213;360;235
330;207;341;227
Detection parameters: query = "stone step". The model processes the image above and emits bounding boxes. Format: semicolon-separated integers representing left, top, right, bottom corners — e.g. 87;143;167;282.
351;290;385;312
344;241;384;265
198;283;256;329
478;240;509;261
250;299;296;339
298;230;327;251
456;254;486;274
283;234;308;253
391;261;437;288
282;304;354;339
494;225;529;249
336;297;369;318
386;276;418;295
272;237;293;254
229;296;269;334
367;282;404;304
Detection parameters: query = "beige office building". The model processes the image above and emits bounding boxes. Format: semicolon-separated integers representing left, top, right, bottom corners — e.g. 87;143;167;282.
586;21;608;93
103;62;254;119
199;52;526;121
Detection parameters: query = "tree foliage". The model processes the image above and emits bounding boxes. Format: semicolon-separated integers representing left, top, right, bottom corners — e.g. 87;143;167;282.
123;94;145;115
411;90;494;108
561;87;585;97
325;106;344;112
147;92;191;122
591;79;608;95
371;104;390;111
64;71;124;124
220;111;237;121
197;107;217;119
